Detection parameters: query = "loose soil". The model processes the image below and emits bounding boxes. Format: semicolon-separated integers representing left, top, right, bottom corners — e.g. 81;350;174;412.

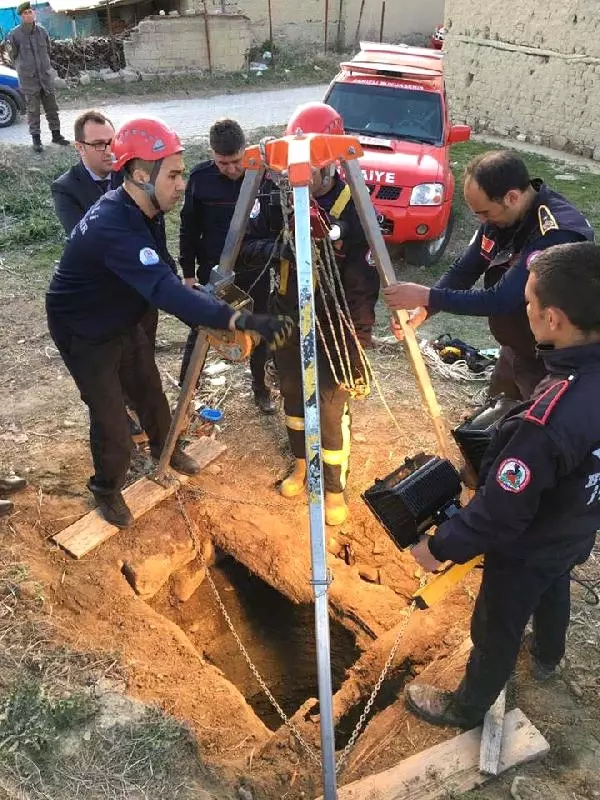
0;140;598;798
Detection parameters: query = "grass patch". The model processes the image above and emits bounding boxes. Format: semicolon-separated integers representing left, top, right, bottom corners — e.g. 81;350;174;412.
0;561;222;799
55;46;339;107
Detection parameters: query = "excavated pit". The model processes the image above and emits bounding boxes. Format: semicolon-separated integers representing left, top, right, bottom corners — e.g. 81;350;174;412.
150;554;362;730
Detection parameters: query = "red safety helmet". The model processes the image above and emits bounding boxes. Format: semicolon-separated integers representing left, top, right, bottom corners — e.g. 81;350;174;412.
285;102;344;136
111;117;183;172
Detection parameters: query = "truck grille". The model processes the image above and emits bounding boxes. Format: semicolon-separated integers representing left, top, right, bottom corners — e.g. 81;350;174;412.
376;186;401;201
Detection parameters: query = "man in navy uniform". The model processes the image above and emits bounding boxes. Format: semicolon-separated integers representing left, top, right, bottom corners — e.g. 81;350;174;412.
406;241;600;727
46;117;293;529
179;118;275;413
385;151;594;400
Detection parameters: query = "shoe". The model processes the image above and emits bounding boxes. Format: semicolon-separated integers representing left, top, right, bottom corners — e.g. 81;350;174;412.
0;475;27;494
168;447;201;476
0;499;14;517
405;683;484;729
31;134;43;153
324;491;348;526
51;130;69;145
254;388;277;415
89;488;134;528
126;411;143;438
524;633;558;680
280;458;306;498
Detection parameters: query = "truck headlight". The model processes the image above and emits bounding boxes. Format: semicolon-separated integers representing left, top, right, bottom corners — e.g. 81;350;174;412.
410;183;444;206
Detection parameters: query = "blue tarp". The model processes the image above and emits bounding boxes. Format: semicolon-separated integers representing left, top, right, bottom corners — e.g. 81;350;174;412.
0;2;101;40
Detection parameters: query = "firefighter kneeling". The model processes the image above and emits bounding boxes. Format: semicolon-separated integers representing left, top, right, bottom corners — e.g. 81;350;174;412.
237;102;380;526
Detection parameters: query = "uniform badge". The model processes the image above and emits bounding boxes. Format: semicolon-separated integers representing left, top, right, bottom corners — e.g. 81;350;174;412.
139;247;160;265
481;234;494;254
538;205;559;236
250;198;261;219
496;458;531;493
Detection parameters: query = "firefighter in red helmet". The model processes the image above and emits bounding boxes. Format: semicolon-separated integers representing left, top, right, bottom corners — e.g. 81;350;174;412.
46;117;294;528
237;103;380;526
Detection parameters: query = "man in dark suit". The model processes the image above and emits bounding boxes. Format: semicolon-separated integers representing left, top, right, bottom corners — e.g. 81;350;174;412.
51;109;118;235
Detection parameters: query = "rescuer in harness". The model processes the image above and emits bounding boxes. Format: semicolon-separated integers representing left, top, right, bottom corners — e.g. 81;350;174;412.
46;117;294;529
385;151;594;400
405;241;600;728
236;102;380;526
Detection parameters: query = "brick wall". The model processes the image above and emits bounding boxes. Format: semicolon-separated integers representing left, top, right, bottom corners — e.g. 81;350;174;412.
444;0;600;158
123;13;251;73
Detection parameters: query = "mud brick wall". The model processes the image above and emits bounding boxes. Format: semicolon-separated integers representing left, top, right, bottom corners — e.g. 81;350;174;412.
443;0;600;158
123;13;251;73
192;0;443;48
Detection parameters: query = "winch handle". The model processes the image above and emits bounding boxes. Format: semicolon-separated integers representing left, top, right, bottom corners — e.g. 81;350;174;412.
412;555;484;608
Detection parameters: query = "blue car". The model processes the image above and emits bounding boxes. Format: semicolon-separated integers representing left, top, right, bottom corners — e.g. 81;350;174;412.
0;64;26;127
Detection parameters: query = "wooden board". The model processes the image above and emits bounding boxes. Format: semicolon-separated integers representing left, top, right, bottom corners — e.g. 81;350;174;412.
324;708;549;800
52;438;227;559
479;688;507;776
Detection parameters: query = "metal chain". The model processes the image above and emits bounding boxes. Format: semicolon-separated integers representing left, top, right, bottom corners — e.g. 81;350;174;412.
175;490;322;768
335;601;417;774
176;489;417;775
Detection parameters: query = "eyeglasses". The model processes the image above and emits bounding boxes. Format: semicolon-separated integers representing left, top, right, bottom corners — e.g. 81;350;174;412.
79;140;113;152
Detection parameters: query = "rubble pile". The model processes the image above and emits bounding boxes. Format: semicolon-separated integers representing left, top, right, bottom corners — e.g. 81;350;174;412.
50;36;125;78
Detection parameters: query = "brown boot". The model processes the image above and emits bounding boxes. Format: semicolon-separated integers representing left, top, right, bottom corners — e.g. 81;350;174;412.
405;683;483;729
324;491;348;526
280;458;306;498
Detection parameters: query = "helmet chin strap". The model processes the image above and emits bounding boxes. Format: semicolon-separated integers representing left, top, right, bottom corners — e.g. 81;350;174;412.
130;159;163;212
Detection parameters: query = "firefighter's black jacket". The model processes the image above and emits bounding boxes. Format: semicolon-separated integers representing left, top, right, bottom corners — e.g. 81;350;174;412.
429;341;600;568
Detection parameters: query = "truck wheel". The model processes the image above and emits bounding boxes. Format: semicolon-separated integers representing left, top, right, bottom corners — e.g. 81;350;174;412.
403;211;454;267
0;93;18;128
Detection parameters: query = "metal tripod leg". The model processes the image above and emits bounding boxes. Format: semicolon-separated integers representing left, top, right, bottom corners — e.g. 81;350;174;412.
342;157;450;459
293;185;337;799
155;168;264;483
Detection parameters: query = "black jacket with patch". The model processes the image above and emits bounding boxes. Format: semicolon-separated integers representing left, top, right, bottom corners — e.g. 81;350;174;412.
428;181;594;357
429;341;600;568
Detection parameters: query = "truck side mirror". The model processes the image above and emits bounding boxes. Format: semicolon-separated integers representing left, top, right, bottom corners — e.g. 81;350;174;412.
448;124;471;144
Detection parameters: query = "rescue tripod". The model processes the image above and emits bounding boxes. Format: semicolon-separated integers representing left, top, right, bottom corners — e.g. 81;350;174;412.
156;132;468;798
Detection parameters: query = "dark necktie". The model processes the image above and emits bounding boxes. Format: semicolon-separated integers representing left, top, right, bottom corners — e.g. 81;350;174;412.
96;179;110;194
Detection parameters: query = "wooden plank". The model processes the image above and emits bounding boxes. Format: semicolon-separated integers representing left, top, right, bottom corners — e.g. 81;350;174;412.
52;438;226;559
326;708;549;800
479;687;507;776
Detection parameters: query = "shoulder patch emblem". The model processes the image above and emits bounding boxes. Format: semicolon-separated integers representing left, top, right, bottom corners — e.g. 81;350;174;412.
139;247;160;266
250;198;261;219
538;204;559;236
496;458;531;493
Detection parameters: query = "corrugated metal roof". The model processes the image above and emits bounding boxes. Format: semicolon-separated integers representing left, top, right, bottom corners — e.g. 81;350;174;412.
48;0;127;11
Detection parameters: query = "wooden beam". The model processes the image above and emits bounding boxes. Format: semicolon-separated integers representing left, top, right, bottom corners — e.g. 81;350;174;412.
324;708;548;800
479;687;507;776
52;438;226;560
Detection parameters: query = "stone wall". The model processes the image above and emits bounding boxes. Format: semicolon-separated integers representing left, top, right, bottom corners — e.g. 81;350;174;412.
123;12;251;73
185;0;443;48
443;0;600;159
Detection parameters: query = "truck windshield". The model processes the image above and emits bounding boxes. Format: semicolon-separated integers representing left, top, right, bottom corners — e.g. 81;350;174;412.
326;82;443;145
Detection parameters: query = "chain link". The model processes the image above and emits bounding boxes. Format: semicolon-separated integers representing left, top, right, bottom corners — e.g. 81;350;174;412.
335;601;417;774
175;489;418;776
175;490;322;768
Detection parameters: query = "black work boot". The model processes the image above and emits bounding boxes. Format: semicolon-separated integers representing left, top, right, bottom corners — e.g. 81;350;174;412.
405;683;484;729
0;499;14;517
524;633;558;681
87;481;134;528
253;387;277;415
151;444;201;476
51;129;69;145
0;475;27;494
31;134;43;153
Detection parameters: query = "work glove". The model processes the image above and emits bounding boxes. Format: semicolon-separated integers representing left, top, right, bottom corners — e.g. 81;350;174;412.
235;312;295;350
